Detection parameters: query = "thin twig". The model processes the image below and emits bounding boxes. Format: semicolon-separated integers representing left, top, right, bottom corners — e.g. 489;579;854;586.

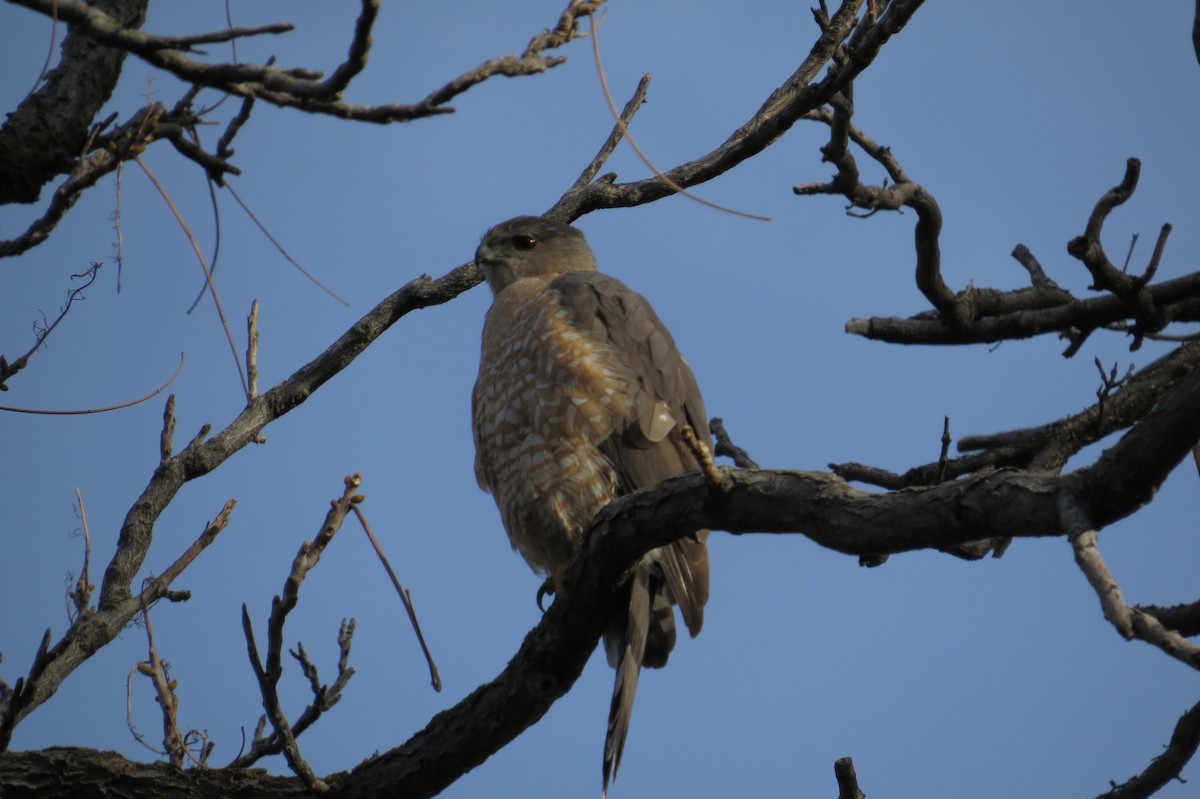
228;618;356;768
241;475;366;791
935;416;951;483
136;501;237;605
1062;495;1200;668
134;600;187;767
0;263;102;391
586;10;771;222
709;417;760;469
136;156;248;398
350;504;442;692
0;354;185;415
225;183;348;305
67;488;94;623
568;73;651;192
247;301;260;400
1010;244;1063;291
114;164;126;292
144;22;294;49
160;394;176;462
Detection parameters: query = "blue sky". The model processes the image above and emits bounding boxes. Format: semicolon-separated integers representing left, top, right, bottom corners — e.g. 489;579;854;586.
2;2;1198;797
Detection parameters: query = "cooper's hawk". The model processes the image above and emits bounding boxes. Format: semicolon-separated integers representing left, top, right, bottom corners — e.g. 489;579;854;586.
471;216;710;797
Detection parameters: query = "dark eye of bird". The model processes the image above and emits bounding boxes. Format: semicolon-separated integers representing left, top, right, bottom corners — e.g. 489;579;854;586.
512;234;537;250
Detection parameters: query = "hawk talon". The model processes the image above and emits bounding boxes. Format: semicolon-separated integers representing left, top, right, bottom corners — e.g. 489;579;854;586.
536;578;556;612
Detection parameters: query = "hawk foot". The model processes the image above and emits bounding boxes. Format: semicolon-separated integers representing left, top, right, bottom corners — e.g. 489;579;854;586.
536;577;555;612
536;562;573;612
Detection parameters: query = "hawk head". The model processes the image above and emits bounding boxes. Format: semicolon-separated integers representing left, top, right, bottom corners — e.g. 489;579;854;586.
475;216;598;295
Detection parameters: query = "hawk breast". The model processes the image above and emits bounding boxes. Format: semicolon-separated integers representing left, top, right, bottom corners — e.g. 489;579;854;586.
472;274;638;575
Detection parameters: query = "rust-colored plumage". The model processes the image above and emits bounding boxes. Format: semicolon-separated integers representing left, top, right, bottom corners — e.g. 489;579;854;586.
471;216;710;796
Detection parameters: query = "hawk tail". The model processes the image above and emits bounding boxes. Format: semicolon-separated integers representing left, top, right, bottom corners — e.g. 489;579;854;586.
602;566;651;798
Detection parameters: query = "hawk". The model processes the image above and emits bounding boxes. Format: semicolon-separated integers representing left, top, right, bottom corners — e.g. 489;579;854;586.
471;216;710;796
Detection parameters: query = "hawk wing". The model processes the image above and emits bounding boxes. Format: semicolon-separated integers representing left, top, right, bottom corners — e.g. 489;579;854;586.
549;271;710;795
549;270;711;631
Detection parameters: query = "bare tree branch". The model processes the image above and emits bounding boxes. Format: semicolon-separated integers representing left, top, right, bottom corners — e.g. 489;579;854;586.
0;0;603;259
1095;699;1200;799
228;620;355;770
1138;601;1200;638
834;756;866;799
834;341;1200;488
240;475;368;791
0;102;169;258
7;366;1195;794
0;263;101;390
0;0;147;205
550;0;928;220
795;108;1198;353
8;0;597;122
7;4;1196;798
795;91;955;320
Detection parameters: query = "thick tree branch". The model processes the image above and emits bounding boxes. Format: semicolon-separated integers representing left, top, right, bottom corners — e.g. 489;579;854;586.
0;0;147;204
834;756;867;799
0;97;243;259
0;747;308;799
334;360;1200;795
5;392;1198;795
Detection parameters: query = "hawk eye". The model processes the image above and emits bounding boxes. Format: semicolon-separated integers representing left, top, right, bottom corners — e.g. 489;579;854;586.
512;234;537;251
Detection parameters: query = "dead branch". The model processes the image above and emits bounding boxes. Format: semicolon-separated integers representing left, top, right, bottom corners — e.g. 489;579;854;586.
0;100;241;259
841;160;1195;351
228;619;355;770
795;104;1197;353
0;263;101;391
1;0;600;261
832;340;1200;487
3;362;1200;791
0;353;185;415
241;475;365;791
1137;601;1200;638
549;1;927;221
350;505;441;692
833;756;866;799
8;0;595;123
794;90;956;322
0;0;146;206
66;488;94;624
1094;699;1200;799
710;417;760;469
334;359;1200;797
